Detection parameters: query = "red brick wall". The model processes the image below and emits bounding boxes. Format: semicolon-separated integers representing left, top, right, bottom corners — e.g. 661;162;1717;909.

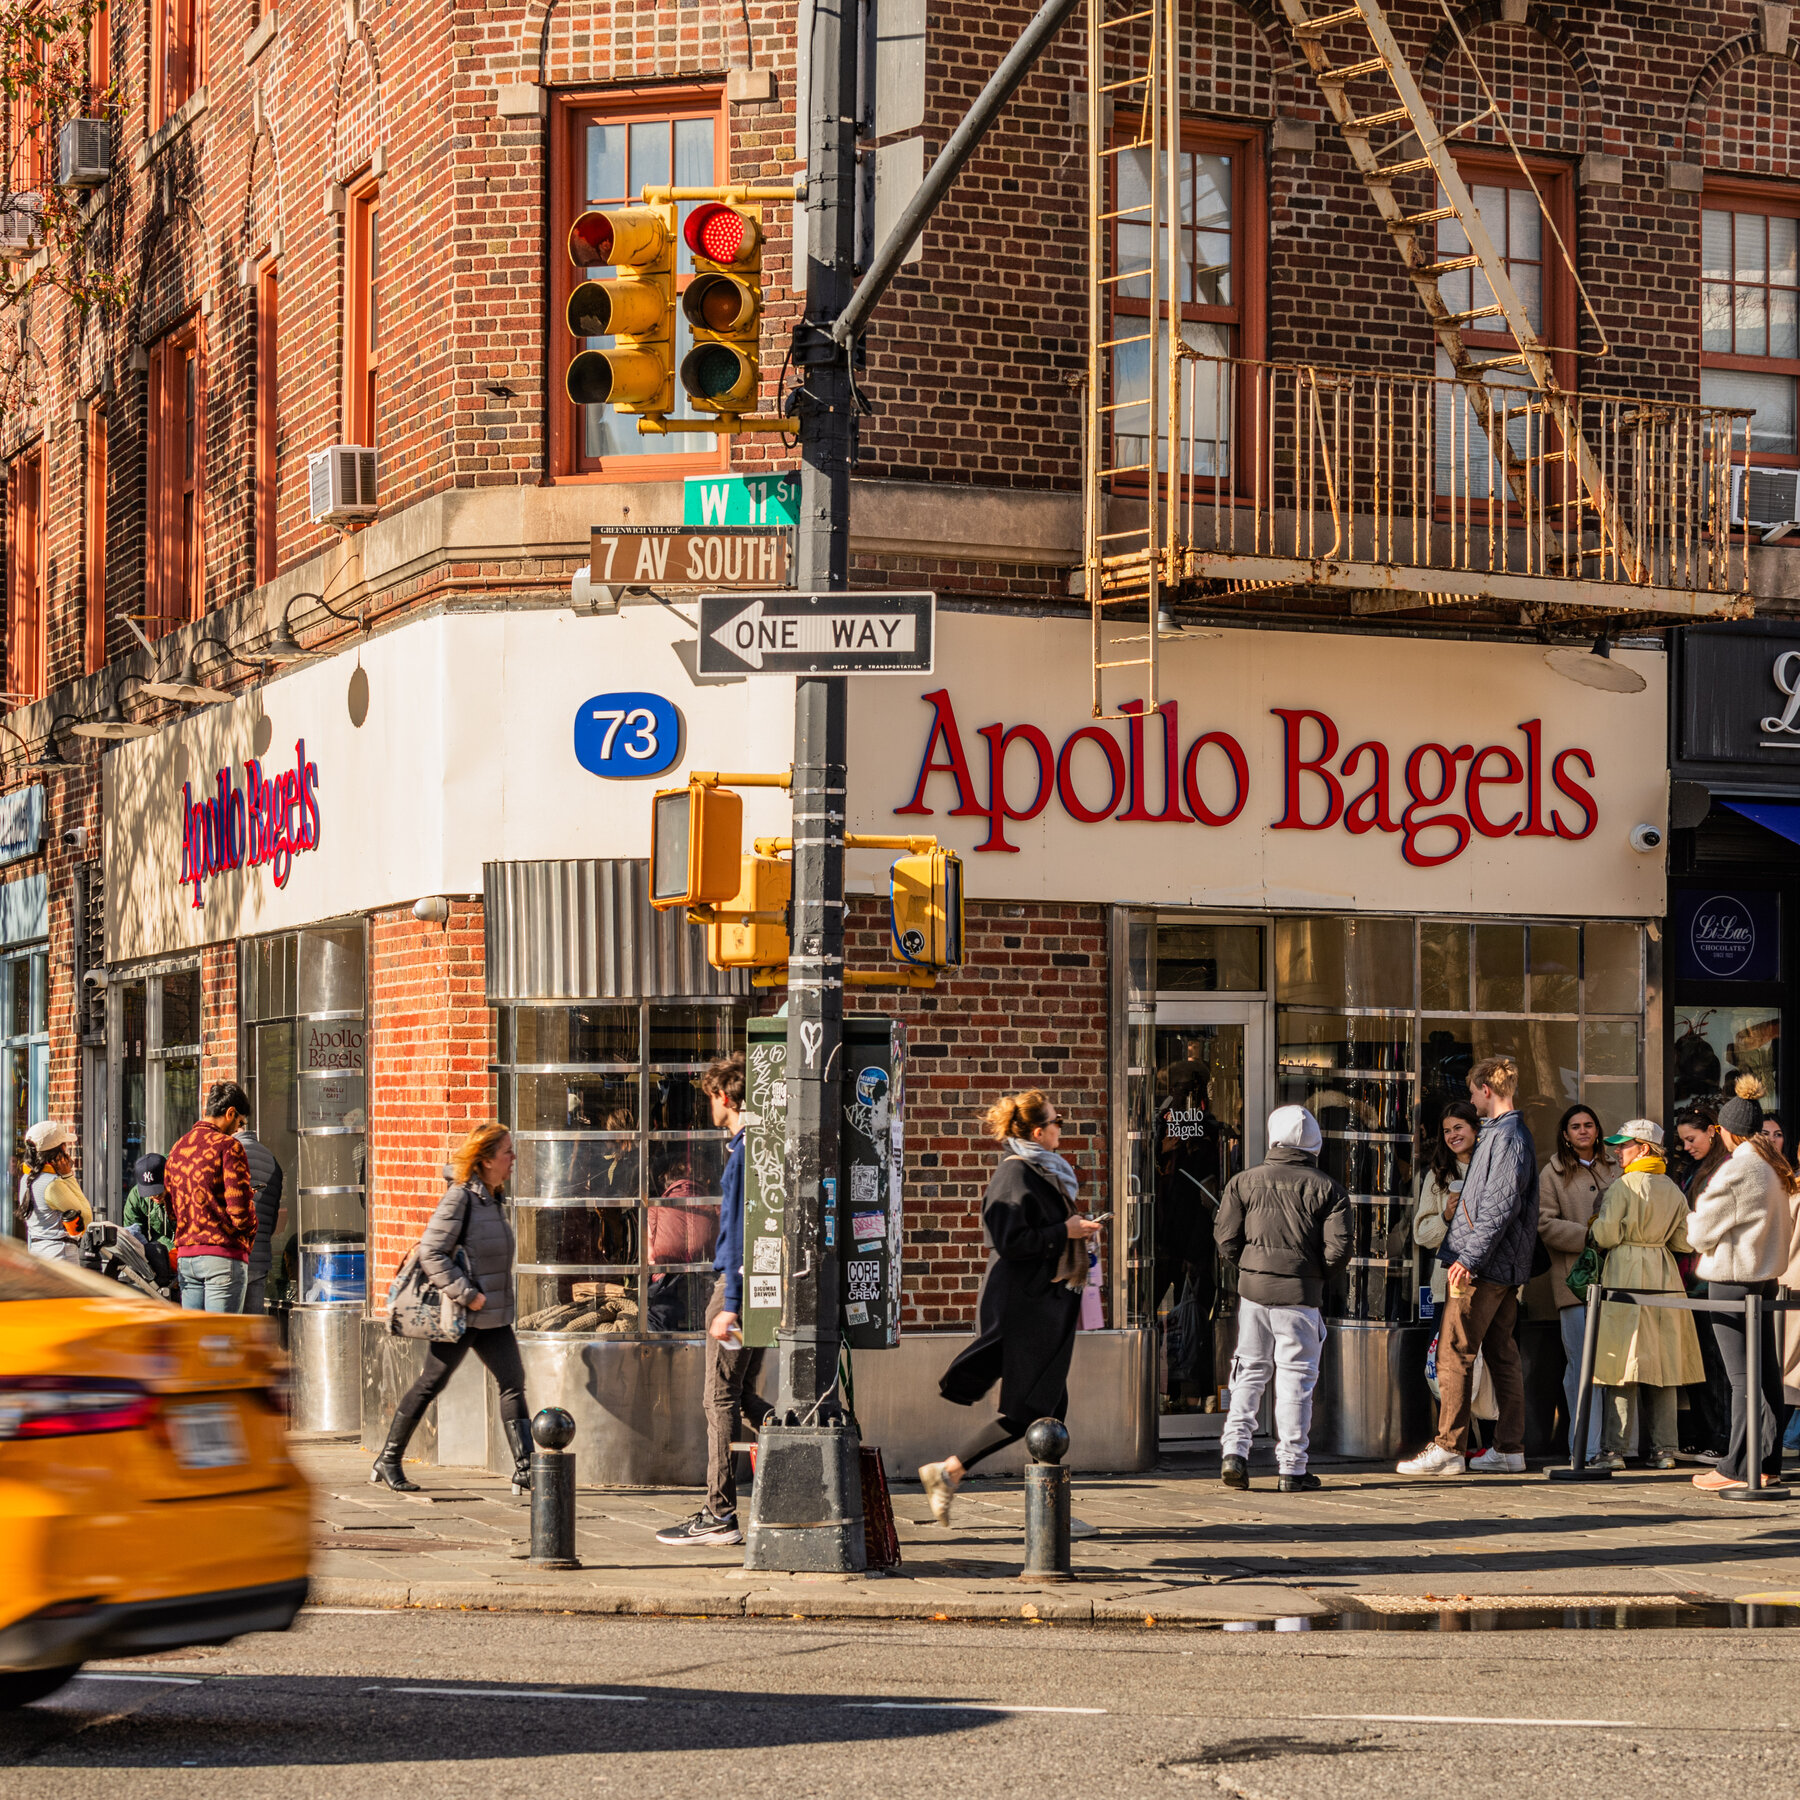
199;941;238;1097
366;897;493;1289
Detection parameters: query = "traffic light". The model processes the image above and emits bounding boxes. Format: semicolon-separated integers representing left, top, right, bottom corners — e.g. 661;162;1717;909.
650;781;743;910
707;854;792;969
889;848;965;968
566;205;676;414
680;201;762;415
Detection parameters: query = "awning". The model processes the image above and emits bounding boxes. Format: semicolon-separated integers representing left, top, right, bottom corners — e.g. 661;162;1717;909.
1722;799;1800;848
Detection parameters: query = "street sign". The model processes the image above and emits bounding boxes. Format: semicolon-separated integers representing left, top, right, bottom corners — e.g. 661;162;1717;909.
588;526;790;589
698;590;934;675
683;470;799;527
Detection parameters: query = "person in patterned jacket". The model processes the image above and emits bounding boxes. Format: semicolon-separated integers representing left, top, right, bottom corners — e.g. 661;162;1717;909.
166;1081;258;1313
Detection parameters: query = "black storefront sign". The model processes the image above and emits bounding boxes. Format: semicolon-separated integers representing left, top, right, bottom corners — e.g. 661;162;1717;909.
1679;630;1800;766
1673;889;1782;984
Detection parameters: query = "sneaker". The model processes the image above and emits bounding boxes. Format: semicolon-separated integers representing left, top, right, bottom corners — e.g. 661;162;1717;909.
1219;1454;1249;1490
1586;1451;1625;1473
1693;1468;1744;1492
1278;1472;1322;1492
1648;1452;1679;1471
1468;1448;1526;1474
918;1462;957;1526
654;1509;742;1546
1694;1448;1724;1465
1396;1443;1466;1477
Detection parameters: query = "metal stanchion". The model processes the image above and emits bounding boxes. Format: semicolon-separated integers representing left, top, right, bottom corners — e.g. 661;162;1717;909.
1719;1291;1791;1503
1020;1418;1072;1581
1547;1285;1612;1482
529;1407;582;1566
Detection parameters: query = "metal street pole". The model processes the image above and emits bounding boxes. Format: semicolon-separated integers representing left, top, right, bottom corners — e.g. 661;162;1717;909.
742;0;865;1573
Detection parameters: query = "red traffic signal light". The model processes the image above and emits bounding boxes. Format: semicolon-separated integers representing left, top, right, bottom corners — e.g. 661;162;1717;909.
683;202;762;268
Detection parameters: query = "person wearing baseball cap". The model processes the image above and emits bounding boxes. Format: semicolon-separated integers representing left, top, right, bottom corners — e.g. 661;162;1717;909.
1586;1117;1702;1471
17;1122;92;1262
123;1153;174;1251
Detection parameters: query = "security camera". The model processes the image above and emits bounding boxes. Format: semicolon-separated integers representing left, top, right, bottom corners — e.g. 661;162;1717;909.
60;826;88;852
1629;822;1664;854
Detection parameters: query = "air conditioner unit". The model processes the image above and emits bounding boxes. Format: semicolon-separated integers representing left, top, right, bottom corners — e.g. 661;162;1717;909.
1731;464;1800;536
0;197;42;261
307;445;379;525
57;119;111;189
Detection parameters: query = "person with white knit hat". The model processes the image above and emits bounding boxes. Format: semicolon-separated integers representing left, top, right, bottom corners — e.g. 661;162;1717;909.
1213;1104;1349;1491
18;1122;92;1262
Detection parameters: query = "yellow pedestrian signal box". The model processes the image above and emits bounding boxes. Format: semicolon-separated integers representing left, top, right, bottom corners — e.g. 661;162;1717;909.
889;848;965;968
679;201;763;415
566;205;677;415
650;782;743;910
707;854;792;968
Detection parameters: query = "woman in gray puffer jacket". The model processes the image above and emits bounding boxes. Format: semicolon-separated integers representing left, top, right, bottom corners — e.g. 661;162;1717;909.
371;1122;534;1494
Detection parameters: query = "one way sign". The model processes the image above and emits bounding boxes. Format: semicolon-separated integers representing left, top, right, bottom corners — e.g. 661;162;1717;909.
698;590;935;676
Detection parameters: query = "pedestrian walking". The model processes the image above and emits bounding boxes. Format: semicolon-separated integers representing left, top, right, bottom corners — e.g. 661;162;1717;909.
165;1084;257;1311
1397;1055;1537;1478
917;1090;1102;1526
236;1122;285;1315
18;1123;92;1262
1674;1105;1731;1464
370;1122;534;1495
1687;1076;1798;1493
1536;1104;1618;1461
1213;1105;1349;1492
1585;1119;1703;1472
1413;1102;1478;1315
655;1051;773;1548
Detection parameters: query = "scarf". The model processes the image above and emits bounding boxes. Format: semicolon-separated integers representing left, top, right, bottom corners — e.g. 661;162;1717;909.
1003;1138;1086;1290
1625;1154;1667;1176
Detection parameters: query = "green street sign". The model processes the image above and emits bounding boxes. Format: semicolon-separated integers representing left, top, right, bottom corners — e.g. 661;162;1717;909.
683;471;800;528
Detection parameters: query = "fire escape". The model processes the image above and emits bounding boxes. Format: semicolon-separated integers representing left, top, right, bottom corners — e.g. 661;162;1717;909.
1084;0;1754;718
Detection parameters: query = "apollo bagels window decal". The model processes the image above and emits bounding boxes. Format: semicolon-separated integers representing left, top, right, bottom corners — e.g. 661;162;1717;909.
179;739;321;907
895;693;1599;870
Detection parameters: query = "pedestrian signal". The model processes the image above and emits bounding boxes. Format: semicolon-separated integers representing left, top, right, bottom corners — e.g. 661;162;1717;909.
650;782;744;910
680;202;762;415
707;854;791;969
889;848;964;968
566;205;676;414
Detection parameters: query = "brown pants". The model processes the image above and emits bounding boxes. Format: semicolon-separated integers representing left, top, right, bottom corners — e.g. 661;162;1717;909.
1434;1279;1525;1455
703;1274;769;1521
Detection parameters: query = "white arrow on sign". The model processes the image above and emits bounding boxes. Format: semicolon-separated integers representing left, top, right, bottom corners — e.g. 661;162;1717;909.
709;599;918;669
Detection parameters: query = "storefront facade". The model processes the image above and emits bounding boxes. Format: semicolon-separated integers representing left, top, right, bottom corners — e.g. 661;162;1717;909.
99;599;1669;1474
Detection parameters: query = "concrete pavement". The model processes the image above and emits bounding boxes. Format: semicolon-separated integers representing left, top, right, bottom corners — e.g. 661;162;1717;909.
299;1439;1800;1623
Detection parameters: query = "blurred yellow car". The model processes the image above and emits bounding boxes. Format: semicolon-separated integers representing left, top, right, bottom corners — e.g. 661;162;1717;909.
0;1234;311;1708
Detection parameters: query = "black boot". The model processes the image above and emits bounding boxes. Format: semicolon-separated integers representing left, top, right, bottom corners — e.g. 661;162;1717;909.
504;1415;533;1496
370;1414;421;1492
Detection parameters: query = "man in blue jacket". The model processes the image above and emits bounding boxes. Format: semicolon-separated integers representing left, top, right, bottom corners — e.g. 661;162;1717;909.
1399;1054;1538;1478
656;1050;772;1546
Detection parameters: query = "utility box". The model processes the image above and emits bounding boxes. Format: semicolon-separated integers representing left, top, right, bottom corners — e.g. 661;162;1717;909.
742;1014;905;1351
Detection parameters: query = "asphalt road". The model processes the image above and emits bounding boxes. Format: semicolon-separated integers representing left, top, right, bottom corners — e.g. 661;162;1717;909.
6;1607;1800;1798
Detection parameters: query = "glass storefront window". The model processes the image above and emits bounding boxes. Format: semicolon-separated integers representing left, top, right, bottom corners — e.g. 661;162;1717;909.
109;960;200;1211
1155;923;1263;992
1275;916;1414;1011
498;997;748;1336
0;949;49;1226
1672;1005;1779;1114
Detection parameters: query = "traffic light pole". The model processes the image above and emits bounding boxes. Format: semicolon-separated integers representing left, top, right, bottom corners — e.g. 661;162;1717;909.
741;0;866;1574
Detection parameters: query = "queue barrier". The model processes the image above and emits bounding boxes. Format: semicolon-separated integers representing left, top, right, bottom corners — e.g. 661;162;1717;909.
1547;1284;1794;1499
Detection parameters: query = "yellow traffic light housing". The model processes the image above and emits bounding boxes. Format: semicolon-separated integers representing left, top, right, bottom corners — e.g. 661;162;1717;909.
890;848;965;968
707;854;792;969
650;781;744;910
566;205;676;414
679;201;762;415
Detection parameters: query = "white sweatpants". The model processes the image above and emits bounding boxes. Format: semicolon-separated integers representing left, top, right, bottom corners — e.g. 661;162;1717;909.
1219;1299;1326;1475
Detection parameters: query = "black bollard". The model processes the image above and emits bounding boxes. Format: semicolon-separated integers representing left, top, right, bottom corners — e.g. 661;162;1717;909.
1547;1285;1612;1481
1720;1292;1792;1503
1020;1418;1072;1582
529;1407;581;1568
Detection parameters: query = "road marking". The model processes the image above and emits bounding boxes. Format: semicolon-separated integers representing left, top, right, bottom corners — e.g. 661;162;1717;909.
302;1607;394;1615
845;1701;1108;1715
1303;1714;1640;1729
73;1673;205;1686
359;1685;645;1703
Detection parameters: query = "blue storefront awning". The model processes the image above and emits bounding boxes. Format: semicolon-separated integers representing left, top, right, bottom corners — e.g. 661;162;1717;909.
1723;799;1800;848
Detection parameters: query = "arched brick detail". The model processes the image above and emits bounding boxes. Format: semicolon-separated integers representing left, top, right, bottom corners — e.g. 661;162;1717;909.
1420;9;1599;158
1099;0;1297;122
535;0;742;88
330;27;385;181
1686;41;1800;177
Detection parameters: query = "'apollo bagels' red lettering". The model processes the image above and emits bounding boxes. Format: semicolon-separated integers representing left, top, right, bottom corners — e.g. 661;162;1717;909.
896;692;1595;868
180;739;321;907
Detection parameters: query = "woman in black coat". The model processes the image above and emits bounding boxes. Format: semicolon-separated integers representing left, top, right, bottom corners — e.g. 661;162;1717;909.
918;1090;1103;1525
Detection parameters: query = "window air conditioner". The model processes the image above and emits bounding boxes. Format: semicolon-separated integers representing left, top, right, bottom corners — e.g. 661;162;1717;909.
307;446;380;525
57;119;111;188
1730;465;1800;536
0;197;42;261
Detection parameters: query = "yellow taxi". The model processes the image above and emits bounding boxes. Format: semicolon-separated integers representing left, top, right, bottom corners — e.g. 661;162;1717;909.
0;1234;311;1708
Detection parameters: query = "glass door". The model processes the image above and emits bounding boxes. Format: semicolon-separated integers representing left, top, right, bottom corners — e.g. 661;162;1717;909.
1152;999;1264;1417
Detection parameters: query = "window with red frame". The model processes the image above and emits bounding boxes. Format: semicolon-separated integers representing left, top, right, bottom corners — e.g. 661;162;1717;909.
1702;187;1800;465
88;0;110;94
146;322;205;637
7;450;45;702
1433;158;1575;498
1109;123;1263;485
550;93;726;477
85;405;106;675
10;38;45;194
256;261;279;583
151;0;201;130
344;185;379;446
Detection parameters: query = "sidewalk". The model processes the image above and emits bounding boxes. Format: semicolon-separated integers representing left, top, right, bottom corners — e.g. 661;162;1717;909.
300;1440;1800;1625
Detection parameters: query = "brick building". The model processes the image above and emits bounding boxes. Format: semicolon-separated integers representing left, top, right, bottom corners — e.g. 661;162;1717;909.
0;0;1792;1476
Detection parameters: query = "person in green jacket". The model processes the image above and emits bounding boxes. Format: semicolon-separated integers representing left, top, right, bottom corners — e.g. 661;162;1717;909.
122;1153;173;1248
